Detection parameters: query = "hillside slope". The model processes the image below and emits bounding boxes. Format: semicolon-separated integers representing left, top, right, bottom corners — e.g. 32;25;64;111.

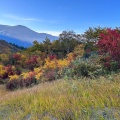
0;77;120;119
0;40;22;54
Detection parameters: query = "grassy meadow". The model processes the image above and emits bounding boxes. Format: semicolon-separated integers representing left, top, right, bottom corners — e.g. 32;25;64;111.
0;74;120;120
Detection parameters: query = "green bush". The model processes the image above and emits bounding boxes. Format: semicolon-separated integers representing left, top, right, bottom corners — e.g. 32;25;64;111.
61;55;104;78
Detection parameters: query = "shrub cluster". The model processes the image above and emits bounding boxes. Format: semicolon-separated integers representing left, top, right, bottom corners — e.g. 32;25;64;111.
6;72;37;90
1;28;120;90
61;55;103;79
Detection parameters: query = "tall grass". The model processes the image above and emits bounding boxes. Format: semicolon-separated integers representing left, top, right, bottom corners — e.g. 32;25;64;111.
0;74;120;120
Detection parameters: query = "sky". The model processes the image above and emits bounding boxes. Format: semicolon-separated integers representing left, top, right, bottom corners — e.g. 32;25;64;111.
0;0;120;36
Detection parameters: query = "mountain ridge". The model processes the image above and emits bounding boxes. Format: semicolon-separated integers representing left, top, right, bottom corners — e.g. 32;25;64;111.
0;24;58;47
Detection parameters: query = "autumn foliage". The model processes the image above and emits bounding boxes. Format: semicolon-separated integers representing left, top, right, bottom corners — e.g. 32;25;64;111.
1;27;120;90
97;28;120;70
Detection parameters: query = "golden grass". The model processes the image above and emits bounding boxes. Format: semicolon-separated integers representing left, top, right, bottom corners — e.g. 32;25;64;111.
0;75;120;120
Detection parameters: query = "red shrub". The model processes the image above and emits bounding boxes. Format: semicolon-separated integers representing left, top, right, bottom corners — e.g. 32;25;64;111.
97;28;120;70
26;56;38;70
13;54;21;61
4;65;13;76
98;29;120;61
45;70;55;81
3;65;21;77
26;56;38;64
6;79;20;90
48;55;57;60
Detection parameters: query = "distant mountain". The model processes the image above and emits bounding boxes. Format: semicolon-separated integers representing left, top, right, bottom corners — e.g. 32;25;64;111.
0;24;58;47
0;40;23;54
0;34;32;48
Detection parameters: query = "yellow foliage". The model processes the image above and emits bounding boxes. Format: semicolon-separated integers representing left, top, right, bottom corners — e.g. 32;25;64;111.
34;68;42;74
0;64;6;76
33;56;70;80
44;58;57;70
34;68;44;80
43;57;70;70
21;55;26;60
57;59;69;69
19;55;27;67
21;71;35;80
0;54;9;63
9;74;19;81
73;44;84;57
67;52;75;61
21;72;29;79
35;72;43;80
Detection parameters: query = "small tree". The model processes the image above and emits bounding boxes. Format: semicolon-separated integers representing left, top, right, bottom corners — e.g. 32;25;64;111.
59;30;80;54
85;27;106;42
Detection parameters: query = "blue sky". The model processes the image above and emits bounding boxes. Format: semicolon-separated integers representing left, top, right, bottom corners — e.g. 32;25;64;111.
0;0;120;36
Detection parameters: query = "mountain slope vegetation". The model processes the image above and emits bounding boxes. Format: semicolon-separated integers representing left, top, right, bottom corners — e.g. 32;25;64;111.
0;40;23;54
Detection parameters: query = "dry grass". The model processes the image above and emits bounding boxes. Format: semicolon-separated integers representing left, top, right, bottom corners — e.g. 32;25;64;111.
0;75;120;120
